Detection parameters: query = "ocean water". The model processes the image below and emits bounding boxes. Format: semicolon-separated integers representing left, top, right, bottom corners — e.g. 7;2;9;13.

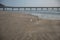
24;10;60;20
0;8;60;20
5;10;60;20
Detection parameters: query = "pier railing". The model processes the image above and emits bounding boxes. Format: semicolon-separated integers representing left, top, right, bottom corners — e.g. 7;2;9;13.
0;7;60;11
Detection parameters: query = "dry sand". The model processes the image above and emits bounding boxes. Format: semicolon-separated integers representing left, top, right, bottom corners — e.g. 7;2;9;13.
0;11;60;40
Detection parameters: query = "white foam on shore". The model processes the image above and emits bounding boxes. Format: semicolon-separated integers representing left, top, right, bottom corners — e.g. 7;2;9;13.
31;12;60;20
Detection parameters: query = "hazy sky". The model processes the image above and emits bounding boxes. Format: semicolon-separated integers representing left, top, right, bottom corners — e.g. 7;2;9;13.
0;0;60;7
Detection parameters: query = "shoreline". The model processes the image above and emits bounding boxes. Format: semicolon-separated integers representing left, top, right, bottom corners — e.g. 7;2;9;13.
0;11;60;20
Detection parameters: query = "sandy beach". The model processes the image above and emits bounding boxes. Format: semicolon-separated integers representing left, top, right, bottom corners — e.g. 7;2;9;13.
0;11;60;40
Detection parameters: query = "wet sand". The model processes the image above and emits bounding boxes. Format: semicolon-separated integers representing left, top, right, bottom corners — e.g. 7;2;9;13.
0;11;60;40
